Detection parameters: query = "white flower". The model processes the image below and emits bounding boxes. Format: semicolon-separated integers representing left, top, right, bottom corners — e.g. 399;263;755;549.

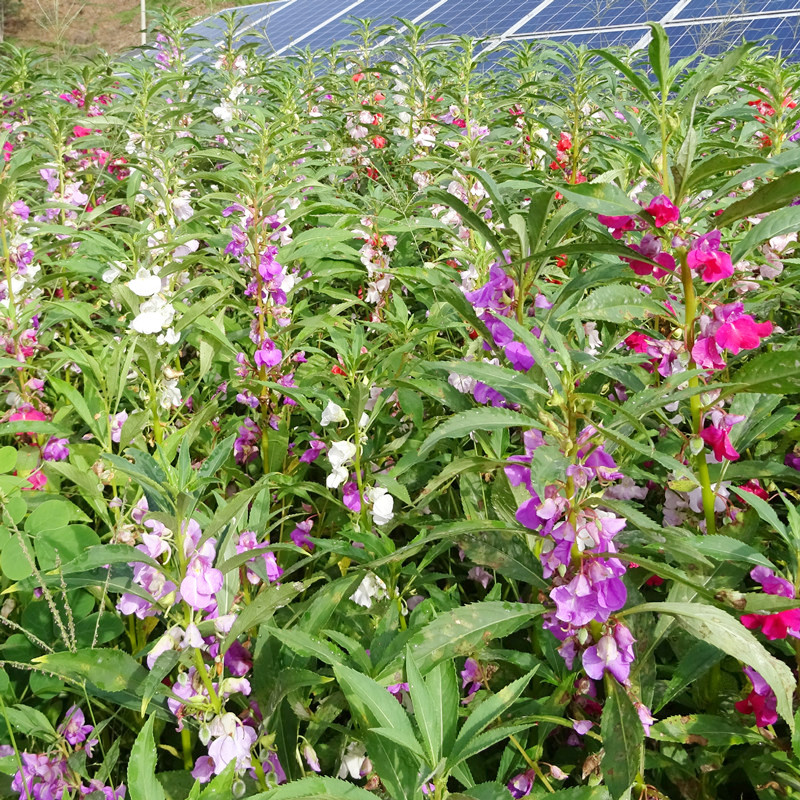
172;192;194;221
102;261;127;283
583;322;602;356
350;572;388;608
213;101;234;123
321;400;347;427
367;486;394;526
131;295;175;334
173;239;199;261
127;268;162;298
326;440;356;488
159;378;182;409
338;742;368;779
156;328;180;346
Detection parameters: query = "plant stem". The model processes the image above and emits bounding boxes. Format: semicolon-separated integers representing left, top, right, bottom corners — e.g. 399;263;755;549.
678;249;716;534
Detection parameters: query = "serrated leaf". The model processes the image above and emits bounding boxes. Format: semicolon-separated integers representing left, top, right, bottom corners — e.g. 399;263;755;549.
419;408;543;457
649;714;763;746
559;182;642;216
601;678;643;800
557;284;663;323
626;602;796;726
128;716;166;800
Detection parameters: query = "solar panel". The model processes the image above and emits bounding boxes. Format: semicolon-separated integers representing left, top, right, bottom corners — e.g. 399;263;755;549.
186;0;800;61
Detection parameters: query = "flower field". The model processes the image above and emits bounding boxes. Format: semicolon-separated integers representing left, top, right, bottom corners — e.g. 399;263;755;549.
2;16;800;800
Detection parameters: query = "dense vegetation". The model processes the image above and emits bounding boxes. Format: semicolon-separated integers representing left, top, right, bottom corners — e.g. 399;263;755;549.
1;17;800;800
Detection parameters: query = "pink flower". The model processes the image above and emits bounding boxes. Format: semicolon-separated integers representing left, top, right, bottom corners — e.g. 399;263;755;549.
646;195;680;227
23;470;47;491
700;426;739;462
597;214;641;239
8;406;48;434
687;231;733;282
715;312;772;354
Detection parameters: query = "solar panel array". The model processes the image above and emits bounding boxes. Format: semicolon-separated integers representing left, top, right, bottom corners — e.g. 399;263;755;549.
187;0;800;65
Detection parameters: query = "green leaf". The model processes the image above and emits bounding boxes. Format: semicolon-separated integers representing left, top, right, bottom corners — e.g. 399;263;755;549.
223;579;312;651
36;525;101;570
1;534;34;581
419;408;543;457
647;23;670;93
601;677;643;800
405;646;438;764
426;189;504;259
448;671;535;767
199;762;235;800
728;349;800;395
0;446;17;474
689;534;776;568
332;663;420;752
626;602;796;726
649;714;763;746
558;182;642;217
656;642;725;711
717;171;800;226
128;715;167;800
253;776;387;800
556;284;663;323
33;648;149;694
400;601;542;676
3;704;58;742
731;205;800;262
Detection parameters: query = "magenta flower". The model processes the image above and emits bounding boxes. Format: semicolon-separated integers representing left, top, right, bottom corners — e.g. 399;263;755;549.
700;425;739;462
741;608;800;640
57;706;93;745
597;213;642;239
646;194;680;227
687;231;734;282
290;519;315;551
254;338;282;368
234;418;261;465
342;481;362;512
735;666;778;727
714;306;773;354
507;769;535;798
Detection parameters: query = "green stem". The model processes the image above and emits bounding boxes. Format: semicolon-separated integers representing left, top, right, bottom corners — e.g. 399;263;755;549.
678;249;716;534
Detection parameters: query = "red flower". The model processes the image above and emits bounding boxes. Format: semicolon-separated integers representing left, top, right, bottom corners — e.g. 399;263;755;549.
331;365;347;376
352;72;365;82
371;135;387;149
741;608;800;640
72;125;93;138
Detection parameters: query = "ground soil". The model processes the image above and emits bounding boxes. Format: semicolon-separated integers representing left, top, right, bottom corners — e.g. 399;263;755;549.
4;0;235;56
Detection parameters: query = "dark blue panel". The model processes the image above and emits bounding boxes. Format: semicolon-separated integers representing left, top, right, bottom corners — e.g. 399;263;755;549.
675;0;800;19
286;0;446;52
423;0;526;38
514;0;673;34
665;14;791;60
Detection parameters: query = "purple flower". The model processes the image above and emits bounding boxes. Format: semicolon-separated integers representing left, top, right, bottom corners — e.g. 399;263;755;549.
468;566;493;589
507;769;535;798
236;530;283;585
750;566;795;598
254;338;282;369
109;410;128;444
42;437;69;461
181;554;224;611
290;519;315;551
343;481;362;512
58;706;93;745
581;623;636;684
234;418;261;465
